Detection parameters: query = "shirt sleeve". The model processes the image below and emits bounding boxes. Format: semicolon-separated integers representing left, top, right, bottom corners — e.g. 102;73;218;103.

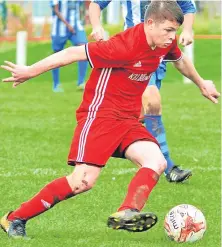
164;39;183;62
177;0;196;14
92;0;112;10
85;35;130;68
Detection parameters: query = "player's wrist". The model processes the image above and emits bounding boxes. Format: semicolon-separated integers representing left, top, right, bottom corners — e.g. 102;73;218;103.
28;65;39;78
196;78;205;89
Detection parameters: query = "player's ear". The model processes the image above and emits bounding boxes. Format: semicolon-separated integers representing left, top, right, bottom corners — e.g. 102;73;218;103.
146;18;154;30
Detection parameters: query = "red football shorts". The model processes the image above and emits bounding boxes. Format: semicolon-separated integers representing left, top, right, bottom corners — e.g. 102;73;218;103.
68;117;158;167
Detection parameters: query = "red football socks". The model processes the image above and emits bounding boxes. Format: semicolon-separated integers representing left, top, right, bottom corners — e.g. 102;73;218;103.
118;167;159;212
8;177;73;221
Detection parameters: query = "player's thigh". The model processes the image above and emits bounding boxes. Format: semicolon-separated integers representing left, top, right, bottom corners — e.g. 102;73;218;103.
125;141;167;175
66;163;102;193
70;29;87;46
51;35;67;51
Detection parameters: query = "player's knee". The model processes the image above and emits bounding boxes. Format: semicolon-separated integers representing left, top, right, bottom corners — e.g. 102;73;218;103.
66;173;95;195
142;88;161;115
146;100;161;115
142;158;167;175
159;159;167;174
72;178;94;194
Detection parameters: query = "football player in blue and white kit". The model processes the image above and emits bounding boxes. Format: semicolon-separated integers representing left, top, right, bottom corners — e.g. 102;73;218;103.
89;0;196;182
51;0;88;92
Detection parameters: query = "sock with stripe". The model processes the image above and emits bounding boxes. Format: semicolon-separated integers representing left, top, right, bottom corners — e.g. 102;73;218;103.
144;115;174;175
8;177;74;221
118;168;159;212
77;61;88;86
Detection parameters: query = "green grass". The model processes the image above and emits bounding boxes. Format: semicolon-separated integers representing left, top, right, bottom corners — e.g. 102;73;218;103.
0;39;221;247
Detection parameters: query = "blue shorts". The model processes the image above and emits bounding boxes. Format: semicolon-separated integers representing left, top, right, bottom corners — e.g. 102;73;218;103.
148;62;167;90
52;28;87;52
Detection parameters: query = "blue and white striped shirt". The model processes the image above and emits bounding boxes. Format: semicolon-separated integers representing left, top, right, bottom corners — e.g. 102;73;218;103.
93;0;196;30
51;0;83;37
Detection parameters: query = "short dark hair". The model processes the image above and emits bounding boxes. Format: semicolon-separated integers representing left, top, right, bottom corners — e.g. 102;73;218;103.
144;1;184;25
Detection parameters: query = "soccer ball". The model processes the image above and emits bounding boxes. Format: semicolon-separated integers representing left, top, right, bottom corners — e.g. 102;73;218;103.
164;204;207;243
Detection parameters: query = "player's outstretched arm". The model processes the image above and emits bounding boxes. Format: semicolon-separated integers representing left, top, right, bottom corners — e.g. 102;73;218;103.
173;54;220;103
1;45;87;87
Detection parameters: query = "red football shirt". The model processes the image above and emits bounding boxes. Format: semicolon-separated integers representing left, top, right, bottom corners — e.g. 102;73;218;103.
76;23;182;121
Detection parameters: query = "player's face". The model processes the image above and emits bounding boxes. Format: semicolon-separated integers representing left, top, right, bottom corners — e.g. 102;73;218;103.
148;19;180;48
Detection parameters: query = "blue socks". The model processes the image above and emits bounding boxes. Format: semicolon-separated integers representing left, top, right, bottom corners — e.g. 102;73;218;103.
144;115;174;175
77;61;88;86
52;68;60;89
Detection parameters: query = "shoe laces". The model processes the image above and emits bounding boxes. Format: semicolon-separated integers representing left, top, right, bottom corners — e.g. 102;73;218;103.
171;165;183;173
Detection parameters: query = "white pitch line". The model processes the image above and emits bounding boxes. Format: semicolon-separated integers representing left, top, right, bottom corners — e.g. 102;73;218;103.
111;166;221;175
0;166;220;178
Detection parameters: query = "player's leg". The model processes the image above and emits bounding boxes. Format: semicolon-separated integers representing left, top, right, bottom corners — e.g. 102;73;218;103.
70;28;88;89
108;138;164;232
0;163;101;238
121;140;166;209
51;35;67;92
108;123;163;232
142;66;192;182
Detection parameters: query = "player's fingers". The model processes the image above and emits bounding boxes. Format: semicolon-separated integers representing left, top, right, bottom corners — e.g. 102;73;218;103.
210;96;218;104
93;33;98;40
215;91;220;97
187;40;193;45
1;65;15;73
205;94;218;104
180;39;191;47
184;40;193;46
95;36;103;41
94;33;103;41
179;35;184;44
13;82;21;88
4;61;16;68
2;77;16;82
212;92;220;99
182;40;189;46
89;33;97;41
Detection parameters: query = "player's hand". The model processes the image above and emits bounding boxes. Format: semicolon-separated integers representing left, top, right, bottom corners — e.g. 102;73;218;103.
89;26;105;41
199;80;220;104
67;24;75;34
179;30;193;46
1;61;32;87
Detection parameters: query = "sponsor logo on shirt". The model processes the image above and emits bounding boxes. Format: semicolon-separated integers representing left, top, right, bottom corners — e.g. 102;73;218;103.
128;73;151;82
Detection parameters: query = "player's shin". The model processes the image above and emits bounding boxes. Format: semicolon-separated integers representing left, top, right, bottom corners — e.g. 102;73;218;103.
7;177;74;221
118;167;159;212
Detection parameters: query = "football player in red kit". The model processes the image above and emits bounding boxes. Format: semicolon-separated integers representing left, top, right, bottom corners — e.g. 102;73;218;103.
0;1;219;238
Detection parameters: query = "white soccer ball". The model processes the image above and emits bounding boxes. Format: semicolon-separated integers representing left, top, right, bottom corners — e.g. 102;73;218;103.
164;204;207;243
